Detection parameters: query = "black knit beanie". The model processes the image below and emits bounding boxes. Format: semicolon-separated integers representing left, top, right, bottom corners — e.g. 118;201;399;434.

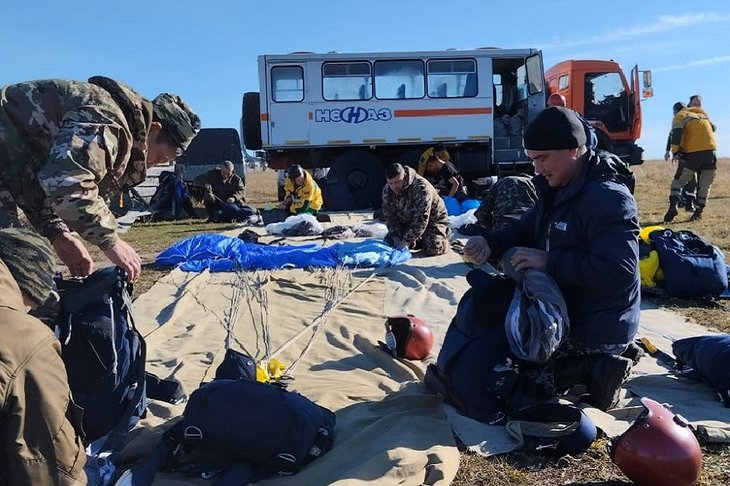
523;106;587;150
0;228;56;305
287;164;304;180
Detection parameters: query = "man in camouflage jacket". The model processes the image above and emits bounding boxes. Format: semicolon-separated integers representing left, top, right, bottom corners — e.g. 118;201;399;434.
474;174;538;231
381;163;451;256
0;76;200;281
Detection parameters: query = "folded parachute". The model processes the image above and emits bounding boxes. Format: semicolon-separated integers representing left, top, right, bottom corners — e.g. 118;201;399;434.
156;234;409;272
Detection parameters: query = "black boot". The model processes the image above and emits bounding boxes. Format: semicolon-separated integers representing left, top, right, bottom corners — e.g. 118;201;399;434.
689;205;704;221
663;196;679;223
554;355;632;411
684;196;696;213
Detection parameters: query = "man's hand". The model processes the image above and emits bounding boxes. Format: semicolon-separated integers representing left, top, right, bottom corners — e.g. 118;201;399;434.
664;151;671;162
391;236;408;251
52;232;94;277
508;247;548;272
463;236;491;264
103;238;142;282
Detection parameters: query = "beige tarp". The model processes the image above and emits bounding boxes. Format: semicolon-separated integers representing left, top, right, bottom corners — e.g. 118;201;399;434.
120;219;730;484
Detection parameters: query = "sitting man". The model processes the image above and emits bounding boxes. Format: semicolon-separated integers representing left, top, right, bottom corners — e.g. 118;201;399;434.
464;107;641;410
0;228;86;485
425;153;468;200
195;160;250;222
279;164;323;215
382;163;451;256
473;174;538;232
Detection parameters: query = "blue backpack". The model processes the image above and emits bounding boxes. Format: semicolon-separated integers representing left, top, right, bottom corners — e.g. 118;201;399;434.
673;334;730;407
425;269;519;423
154;349;336;484
650;229;728;298
56;267;147;484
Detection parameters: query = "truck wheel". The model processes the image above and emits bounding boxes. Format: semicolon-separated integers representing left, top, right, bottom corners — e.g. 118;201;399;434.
242;92;262;150
324;151;385;210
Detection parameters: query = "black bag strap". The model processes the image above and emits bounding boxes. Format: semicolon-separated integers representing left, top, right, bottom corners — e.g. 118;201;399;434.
99;326;147;453
510;403;597;456
97;270;147;453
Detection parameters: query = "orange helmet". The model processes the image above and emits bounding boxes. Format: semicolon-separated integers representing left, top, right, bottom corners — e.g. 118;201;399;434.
611;397;702;486
384;315;434;360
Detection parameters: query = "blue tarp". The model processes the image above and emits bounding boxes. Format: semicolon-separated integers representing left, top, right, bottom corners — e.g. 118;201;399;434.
156;234;410;272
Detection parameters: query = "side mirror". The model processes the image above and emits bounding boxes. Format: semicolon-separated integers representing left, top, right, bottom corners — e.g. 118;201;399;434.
642;70;652;88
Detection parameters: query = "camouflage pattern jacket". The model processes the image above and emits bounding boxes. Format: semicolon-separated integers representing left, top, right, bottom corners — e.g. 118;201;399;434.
381;166;449;246
0;76;153;250
196;169;246;204
0;260;86;486
474;174;538;231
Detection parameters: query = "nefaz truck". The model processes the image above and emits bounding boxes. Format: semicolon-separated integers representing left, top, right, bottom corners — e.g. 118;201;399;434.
241;48;651;210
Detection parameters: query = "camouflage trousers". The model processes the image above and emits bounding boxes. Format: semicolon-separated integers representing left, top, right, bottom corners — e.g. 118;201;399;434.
386;226;452;257
419;226;451;256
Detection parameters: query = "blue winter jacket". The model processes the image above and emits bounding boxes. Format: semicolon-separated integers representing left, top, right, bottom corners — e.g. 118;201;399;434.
485;150;640;348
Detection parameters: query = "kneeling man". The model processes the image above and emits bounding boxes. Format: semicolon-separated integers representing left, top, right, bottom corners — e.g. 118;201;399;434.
382;163;451;256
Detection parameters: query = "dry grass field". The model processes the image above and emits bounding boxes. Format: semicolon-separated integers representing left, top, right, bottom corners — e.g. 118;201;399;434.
90;160;728;486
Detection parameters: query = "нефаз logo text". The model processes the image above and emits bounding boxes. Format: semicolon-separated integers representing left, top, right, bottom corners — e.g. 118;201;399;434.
314;107;392;123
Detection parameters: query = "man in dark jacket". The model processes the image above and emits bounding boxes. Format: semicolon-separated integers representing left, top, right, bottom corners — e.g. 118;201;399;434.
194;160;247;221
464;107;641;410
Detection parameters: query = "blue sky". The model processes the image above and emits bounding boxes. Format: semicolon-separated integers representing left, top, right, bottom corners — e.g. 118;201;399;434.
2;1;729;159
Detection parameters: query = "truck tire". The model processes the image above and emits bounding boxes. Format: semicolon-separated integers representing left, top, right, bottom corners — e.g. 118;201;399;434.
324;150;385;211
242;92;262;150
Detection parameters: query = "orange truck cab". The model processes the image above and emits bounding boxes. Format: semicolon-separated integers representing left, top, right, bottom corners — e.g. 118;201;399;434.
545;60;652;165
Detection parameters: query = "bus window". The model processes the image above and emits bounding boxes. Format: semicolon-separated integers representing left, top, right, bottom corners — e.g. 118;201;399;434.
272;66;304;102
323;62;372;101
374;60;425;100
427;59;477;98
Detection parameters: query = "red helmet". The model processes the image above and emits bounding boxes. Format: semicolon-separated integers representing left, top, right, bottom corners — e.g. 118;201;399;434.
384;315;434;360
611;397;702;486
547;93;567;107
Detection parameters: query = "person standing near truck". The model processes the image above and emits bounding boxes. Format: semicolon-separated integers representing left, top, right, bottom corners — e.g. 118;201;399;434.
663;101;697;213
663;94;717;222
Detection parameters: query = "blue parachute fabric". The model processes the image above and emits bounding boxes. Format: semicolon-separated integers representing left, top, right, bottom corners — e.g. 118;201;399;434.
443;196;481;216
156;234;339;272
333;239;411;267
156;235;408;272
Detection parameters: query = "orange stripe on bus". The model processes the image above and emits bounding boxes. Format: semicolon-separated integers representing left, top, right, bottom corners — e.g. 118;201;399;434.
260;113;269;121
394;107;492;117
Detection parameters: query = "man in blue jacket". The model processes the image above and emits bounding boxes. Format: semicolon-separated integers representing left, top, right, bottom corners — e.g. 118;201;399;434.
463;106;641;410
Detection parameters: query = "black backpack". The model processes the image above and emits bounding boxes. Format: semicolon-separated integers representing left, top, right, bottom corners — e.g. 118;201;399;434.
650;229;728;298
154;350;335;484
424;270;519;423
56;267;147;448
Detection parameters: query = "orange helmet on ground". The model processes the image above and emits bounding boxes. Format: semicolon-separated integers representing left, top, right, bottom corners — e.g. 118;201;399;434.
610;397;702;486
384;315;434;360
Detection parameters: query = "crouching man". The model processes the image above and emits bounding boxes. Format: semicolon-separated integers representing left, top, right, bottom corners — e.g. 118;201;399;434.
464;107;641;410
0;228;86;485
382;163;451;257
